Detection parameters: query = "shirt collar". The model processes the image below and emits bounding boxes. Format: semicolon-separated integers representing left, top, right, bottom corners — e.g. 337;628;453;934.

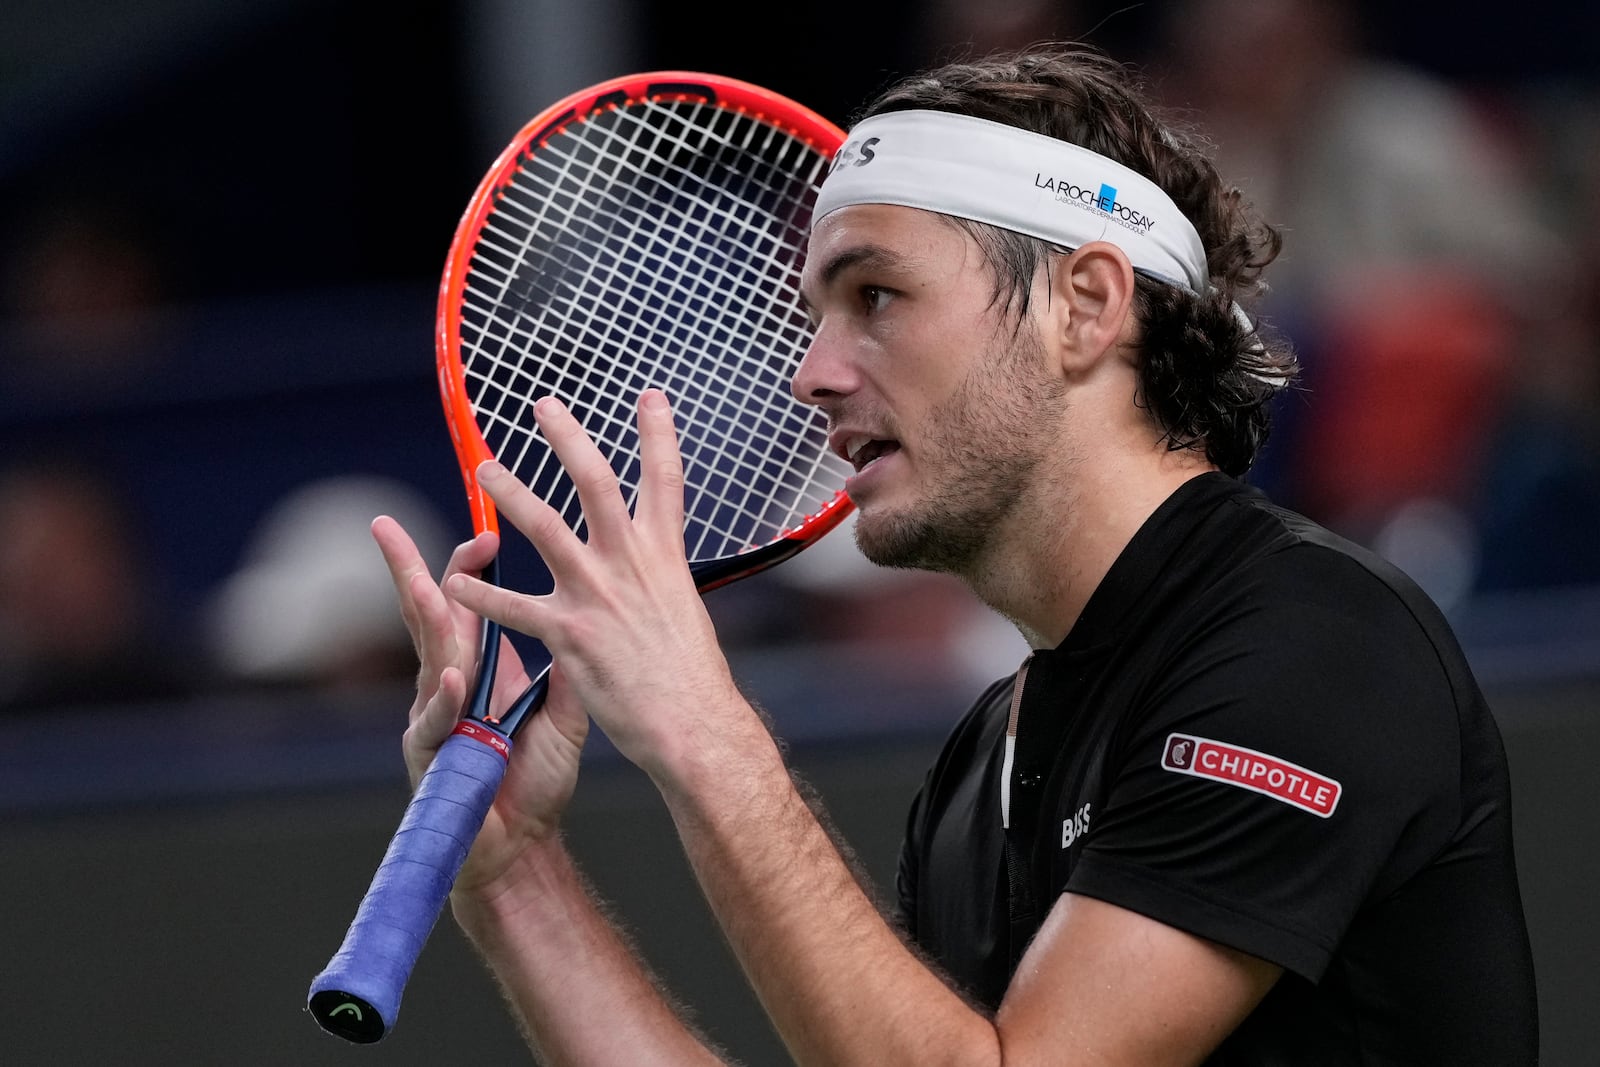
1049;471;1256;657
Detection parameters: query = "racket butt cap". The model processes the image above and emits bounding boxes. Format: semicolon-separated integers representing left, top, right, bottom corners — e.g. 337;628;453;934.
307;987;387;1043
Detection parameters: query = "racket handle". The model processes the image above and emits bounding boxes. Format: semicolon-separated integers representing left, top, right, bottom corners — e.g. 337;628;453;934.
307;722;510;1043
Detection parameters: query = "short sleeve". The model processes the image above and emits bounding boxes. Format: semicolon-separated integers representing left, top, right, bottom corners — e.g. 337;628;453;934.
1065;548;1463;981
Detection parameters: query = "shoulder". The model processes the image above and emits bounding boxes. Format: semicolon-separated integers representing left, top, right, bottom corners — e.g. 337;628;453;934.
1142;494;1503;833
1122;487;1489;793
1204;492;1473;685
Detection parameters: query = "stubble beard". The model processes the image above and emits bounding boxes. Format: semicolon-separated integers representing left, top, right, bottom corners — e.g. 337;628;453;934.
852;326;1063;578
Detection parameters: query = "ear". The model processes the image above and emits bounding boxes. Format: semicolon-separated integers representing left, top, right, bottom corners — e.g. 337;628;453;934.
1044;241;1137;377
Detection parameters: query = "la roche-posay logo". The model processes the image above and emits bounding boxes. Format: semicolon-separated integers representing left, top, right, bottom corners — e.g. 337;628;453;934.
1034;174;1157;235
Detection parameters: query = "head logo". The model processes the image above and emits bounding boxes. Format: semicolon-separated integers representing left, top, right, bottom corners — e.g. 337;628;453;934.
830;136;880;173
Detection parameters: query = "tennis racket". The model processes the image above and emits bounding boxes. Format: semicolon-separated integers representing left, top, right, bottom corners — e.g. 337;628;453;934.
306;71;852;1043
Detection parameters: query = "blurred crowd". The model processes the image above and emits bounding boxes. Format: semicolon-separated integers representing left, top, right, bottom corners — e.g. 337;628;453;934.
1;0;1597;716
1149;0;1600;609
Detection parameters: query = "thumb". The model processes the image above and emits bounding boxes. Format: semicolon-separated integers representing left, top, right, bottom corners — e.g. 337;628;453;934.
541;660;590;751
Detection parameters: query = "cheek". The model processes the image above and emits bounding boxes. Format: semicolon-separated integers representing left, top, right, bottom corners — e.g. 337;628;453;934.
879;325;980;411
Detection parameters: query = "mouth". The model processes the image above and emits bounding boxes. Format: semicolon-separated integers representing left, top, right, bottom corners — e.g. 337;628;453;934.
835;433;902;474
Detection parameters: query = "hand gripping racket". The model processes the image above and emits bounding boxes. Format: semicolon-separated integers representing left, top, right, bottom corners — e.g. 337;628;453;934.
306;72;852;1043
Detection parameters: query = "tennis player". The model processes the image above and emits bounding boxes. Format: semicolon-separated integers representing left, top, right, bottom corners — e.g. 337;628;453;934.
378;44;1538;1064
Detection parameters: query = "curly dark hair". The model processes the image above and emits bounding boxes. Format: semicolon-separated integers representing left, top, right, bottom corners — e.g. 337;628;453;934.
855;44;1297;476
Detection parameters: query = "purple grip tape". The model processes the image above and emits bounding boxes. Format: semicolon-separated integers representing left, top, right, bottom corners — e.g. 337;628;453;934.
307;725;509;1042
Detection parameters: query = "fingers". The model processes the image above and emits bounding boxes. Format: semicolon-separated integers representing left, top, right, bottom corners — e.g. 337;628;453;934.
421;665;468;737
372;515;430;631
533;396;634;548
441;528;501;581
408;571;462;701
459;388;688;648
476;391;685;553
445;570;544;643
375;514;497;676
634;389;687;541
374;515;497;615
475;460;588;576
402;664;468;787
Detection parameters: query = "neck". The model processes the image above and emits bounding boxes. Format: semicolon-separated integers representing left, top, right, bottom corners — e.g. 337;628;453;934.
965;429;1215;650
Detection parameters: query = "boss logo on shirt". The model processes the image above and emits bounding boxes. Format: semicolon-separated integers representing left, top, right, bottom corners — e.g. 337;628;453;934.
1061;802;1092;848
1161;733;1342;817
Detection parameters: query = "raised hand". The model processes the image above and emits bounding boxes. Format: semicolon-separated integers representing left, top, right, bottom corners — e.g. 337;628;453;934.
371;515;588;893
444;390;749;789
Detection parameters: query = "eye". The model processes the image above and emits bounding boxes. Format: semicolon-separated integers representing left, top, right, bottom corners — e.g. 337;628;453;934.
860;285;893;315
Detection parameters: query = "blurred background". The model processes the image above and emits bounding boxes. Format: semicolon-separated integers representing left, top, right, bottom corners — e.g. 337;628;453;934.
1;0;1596;1062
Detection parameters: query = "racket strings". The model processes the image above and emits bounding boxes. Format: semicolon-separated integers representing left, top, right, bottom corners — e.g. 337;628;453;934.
469;209;810;545
457;95;849;560
467;107;812;454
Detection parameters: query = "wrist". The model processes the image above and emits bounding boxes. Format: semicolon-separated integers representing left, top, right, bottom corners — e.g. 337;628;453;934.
655;723;797;848
646;691;788;803
450;832;573;939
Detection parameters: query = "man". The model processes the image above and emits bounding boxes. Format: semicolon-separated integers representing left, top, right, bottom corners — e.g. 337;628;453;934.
376;45;1538;1064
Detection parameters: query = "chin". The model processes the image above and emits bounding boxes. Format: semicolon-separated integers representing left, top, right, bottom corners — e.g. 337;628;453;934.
852;503;983;575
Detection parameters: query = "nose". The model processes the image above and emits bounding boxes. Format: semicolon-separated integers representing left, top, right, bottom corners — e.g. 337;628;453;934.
790;325;858;407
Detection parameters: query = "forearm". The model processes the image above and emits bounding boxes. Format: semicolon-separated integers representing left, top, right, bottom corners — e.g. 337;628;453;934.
451;835;730;1067
657;720;1001;1067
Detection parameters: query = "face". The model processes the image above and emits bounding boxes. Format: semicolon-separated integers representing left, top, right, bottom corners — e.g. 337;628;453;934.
794;205;1066;575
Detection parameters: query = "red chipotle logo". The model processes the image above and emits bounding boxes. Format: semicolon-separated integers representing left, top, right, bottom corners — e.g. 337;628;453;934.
1161;733;1341;817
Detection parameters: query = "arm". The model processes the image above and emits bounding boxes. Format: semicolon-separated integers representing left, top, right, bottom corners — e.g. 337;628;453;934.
656;718;1277;1066
450;832;732;1066
371;514;730;1065
450;393;1279;1065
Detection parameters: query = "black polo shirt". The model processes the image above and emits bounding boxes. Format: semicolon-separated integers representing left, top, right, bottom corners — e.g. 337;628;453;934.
896;472;1538;1064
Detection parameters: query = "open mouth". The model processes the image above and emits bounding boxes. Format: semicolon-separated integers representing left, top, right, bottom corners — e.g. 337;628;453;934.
848;438;900;472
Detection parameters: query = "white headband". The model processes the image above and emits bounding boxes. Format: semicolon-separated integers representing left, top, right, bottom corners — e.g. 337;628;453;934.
814;109;1209;293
